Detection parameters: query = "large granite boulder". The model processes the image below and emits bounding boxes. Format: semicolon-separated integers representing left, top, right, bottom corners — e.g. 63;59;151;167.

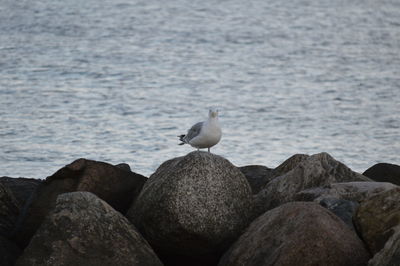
238;165;273;194
363;163;400;185
0;183;19;238
255;153;371;214
355;187;400;255
0;236;21;266
128;151;254;265
295;181;397;203
219;202;370;266
16;192;163;266
0;177;42;208
16;158;146;248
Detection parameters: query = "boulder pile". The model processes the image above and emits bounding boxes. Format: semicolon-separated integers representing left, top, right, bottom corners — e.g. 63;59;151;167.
1;152;399;266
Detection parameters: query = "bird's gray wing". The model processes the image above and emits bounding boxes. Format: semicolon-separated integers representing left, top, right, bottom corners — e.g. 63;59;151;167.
185;122;204;142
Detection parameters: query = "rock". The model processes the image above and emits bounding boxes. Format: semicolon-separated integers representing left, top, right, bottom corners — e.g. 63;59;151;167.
254;152;371;214
355;187;400;255
272;153;310;177
0;177;42;208
319;197;359;231
363;163;400;186
15;158;147;248
240;155;310;195
294;182;395;232
16;192;163;266
219;202;370;266
368;229;400;266
115;163;131;172
0;236;21;266
128;151;254;266
238;165;273;194
0;183;19;238
295;181;397;203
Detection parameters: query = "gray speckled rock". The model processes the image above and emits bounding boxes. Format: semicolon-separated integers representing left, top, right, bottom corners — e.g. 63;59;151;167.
295;181;397;203
254;152;371;214
0;183;19;237
219;202;370;266
127;151;254;265
16;192;163;266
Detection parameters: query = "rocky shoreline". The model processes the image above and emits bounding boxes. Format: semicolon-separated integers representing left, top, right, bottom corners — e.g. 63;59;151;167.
1;152;399;266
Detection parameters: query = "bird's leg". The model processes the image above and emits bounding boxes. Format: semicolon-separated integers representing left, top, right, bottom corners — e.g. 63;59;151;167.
197;148;200;152
208;147;210;153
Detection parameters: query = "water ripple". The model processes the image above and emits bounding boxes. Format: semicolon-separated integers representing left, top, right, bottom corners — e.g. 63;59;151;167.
0;0;399;178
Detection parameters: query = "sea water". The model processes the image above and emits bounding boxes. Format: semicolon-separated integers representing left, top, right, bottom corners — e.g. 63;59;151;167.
1;0;399;178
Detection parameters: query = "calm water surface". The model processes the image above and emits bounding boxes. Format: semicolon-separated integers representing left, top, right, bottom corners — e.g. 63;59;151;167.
1;0;399;178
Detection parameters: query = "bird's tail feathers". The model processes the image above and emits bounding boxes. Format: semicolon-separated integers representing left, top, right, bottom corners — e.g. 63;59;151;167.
178;134;186;145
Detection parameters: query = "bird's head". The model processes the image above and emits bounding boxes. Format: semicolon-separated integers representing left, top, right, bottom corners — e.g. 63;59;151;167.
209;108;219;118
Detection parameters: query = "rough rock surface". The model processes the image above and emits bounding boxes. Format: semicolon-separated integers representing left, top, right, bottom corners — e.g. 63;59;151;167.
238;165;273;194
238;154;311;195
128;151;254;265
0;177;42;208
219;202;370;266
16;158;147;248
295;181;397;203
0;183;19;237
319;197;359;231
0;236;21;266
272;153;310;177
363;163;400;185
115;163;132;172
355;187;400;255
368;229;400;266
255;153;371;213
16;192;163;266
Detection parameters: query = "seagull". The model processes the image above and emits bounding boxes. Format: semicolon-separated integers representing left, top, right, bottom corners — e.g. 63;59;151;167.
178;109;222;153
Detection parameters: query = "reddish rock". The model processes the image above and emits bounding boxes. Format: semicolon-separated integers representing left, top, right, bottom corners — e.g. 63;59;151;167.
15;158;146;248
219;202;370;266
